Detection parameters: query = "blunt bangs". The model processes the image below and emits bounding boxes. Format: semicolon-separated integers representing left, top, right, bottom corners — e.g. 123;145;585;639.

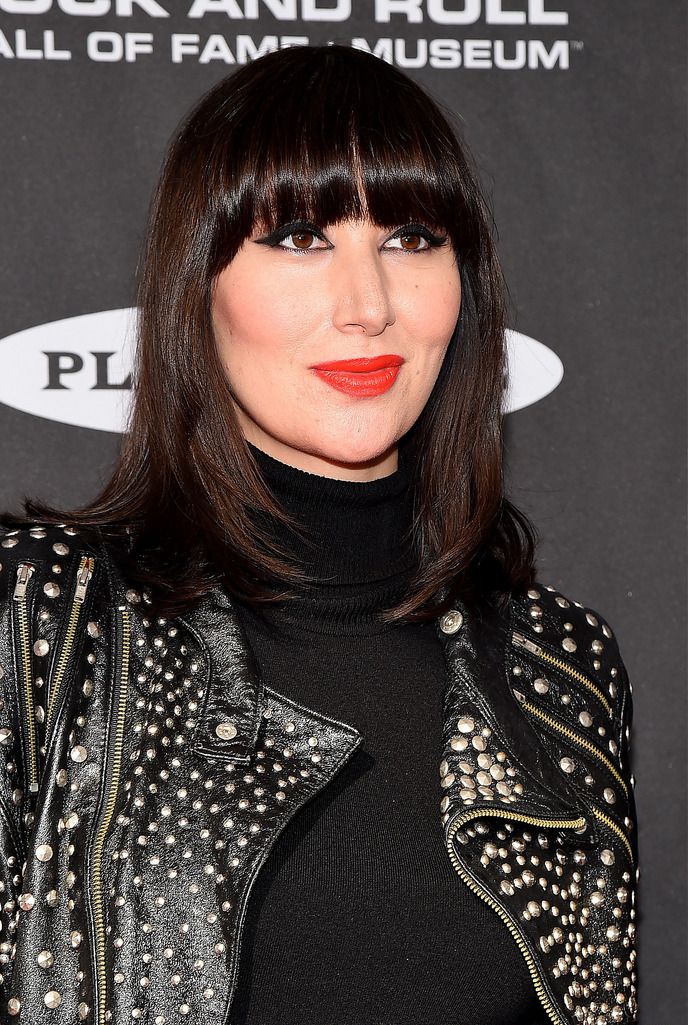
196;45;474;274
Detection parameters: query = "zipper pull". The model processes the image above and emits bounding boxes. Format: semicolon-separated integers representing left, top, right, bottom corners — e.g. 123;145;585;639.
512;631;543;656
74;556;95;603
13;563;34;601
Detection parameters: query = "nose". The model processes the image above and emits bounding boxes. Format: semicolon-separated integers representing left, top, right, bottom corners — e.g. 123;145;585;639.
330;245;396;337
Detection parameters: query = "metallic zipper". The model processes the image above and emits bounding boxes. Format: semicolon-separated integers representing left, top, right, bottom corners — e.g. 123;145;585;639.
91;604;130;1025
446;806;586;1025
13;562;39;793
519;700;628;798
589;804;634;862
45;555;95;742
511;631;611;716
509;632;634;860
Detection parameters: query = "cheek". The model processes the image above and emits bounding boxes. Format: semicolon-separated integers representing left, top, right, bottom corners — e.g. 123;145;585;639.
438;271;462;326
213;261;321;357
212;275;289;377
410;276;461;359
213;269;261;344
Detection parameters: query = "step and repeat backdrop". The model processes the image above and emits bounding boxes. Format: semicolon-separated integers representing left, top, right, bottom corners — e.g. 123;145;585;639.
0;2;685;1020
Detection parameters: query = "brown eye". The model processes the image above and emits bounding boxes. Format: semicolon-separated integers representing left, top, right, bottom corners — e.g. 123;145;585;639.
254;221;327;251
386;226;443;253
277;228;328;252
398;233;426;252
291;232;316;250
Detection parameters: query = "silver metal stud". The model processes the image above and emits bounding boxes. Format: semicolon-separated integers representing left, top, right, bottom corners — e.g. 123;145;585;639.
439;610;463;634
215;721;238;741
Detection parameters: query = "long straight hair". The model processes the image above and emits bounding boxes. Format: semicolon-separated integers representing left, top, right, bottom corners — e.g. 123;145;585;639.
1;44;537;621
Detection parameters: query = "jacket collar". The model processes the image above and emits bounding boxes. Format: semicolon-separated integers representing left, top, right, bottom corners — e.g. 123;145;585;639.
179;583;586;826
180;586;266;765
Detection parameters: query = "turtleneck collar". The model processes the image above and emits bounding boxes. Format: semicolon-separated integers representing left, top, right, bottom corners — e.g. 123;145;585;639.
242;438;418;634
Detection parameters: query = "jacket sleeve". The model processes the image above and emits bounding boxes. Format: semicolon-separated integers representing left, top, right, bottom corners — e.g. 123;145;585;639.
615;642;635;790
582;600;636;782
0;529;41;971
513;584;641;1020
599;611;639;857
599;611;641;1021
0;524;93;966
525;585;638;818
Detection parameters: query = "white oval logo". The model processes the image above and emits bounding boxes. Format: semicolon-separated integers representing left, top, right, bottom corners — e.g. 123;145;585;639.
0;308;136;433
0;309;562;432
504;328;563;413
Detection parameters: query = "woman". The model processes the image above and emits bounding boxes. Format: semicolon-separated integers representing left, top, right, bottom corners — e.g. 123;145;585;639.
0;44;638;1025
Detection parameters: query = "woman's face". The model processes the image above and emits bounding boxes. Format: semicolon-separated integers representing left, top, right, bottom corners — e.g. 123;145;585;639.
211;214;461;480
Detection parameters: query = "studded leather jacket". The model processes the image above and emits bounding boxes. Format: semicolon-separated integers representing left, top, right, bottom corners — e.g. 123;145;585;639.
0;522;638;1025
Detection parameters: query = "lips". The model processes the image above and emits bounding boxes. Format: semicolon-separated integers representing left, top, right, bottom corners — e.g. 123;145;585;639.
310;354;405;398
310;354;405;372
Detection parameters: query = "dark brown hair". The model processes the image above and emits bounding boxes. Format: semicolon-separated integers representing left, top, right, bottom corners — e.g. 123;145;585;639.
1;43;536;621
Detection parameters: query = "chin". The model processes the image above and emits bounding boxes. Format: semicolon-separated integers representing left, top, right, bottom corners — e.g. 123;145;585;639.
312;435;398;469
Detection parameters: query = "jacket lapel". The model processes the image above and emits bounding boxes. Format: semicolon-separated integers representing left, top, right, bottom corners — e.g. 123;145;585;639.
435;596;588;830
181;586;363;772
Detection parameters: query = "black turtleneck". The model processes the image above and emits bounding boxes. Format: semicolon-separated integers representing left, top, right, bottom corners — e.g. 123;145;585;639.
229;441;547;1025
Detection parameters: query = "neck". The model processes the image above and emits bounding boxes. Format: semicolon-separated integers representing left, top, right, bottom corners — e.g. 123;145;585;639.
242;437;417;634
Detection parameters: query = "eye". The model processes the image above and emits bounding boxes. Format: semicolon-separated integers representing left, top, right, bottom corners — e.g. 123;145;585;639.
385;224;449;253
279;229;328;252
255;220;330;254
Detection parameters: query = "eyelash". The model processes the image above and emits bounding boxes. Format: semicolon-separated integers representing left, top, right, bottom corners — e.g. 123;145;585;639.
258;221;449;254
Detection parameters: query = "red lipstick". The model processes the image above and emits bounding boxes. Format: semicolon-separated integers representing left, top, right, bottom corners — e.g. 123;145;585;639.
310;354;405;397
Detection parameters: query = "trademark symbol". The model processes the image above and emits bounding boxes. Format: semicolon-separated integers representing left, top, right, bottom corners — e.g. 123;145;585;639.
570;40;584;51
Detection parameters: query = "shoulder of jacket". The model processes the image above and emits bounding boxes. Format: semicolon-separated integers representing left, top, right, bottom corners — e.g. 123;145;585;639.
0;522;112;603
511;581;623;666
509;579;631;725
0;521;106;563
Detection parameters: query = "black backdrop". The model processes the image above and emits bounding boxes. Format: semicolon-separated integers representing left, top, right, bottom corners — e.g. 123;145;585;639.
1;2;685;1021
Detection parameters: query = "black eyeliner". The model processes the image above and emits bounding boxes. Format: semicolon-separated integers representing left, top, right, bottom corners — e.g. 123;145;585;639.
390;223;449;247
254;220;324;247
253;220;448;249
